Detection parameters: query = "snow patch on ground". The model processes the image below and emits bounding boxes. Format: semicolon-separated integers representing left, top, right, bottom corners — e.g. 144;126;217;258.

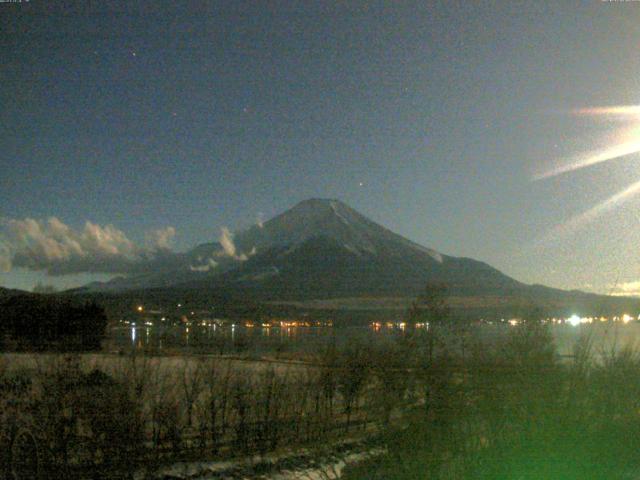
268;448;385;479
140;443;385;480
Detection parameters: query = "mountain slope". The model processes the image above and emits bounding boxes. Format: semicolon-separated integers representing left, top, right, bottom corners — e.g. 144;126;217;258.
0;287;28;299
75;242;234;293
170;198;524;300
75;198;640;316
235;198;444;261
183;235;523;300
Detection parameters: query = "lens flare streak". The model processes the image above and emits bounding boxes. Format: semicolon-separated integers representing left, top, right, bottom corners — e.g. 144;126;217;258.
537;179;640;245
535;137;640;180
572;105;640;118
534;105;640;244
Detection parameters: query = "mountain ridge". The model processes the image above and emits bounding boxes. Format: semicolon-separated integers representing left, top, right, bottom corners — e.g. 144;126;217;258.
69;199;640;316
79;198;522;297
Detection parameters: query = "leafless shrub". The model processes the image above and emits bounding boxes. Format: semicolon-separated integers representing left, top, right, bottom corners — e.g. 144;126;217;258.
336;342;371;431
253;366;285;454
368;340;411;425
154;396;182;456
200;359;233;453
178;358;205;429
319;344;338;419
147;362;176;455
230;374;251;454
25;354;146;476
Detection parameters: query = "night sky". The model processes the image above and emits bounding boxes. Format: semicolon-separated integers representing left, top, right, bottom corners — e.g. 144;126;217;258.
2;1;640;294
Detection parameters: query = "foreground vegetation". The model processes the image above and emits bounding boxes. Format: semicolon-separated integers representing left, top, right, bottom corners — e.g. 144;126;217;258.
3;307;640;478
0;295;107;351
0;339;403;479
344;322;640;480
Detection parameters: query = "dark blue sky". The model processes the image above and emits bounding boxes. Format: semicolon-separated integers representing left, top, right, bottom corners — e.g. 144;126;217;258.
2;1;640;294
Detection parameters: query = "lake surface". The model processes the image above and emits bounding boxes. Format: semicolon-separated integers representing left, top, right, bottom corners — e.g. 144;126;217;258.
108;321;640;358
553;321;640;356
109;323;341;355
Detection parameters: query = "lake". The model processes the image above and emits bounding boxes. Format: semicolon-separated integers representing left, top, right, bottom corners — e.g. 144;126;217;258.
107;320;640;359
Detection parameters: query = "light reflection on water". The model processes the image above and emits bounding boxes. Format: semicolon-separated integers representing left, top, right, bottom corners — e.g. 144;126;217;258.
553;321;640;356
112;322;640;356
112;323;337;355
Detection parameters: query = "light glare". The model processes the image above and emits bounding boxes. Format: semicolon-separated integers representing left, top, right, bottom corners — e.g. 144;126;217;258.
568;315;581;327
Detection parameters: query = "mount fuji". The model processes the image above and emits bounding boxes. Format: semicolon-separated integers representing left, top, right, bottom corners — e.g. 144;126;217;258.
75;199;640;316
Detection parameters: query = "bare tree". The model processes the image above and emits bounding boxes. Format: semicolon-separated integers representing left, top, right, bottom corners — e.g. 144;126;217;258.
179;358;205;428
230;375;251;454
336;343;370;431
407;282;450;362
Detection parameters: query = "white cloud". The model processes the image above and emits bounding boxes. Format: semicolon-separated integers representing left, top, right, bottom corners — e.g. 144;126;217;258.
610;281;640;297
190;257;218;272
219;227;236;257
145;226;176;251
0;217;178;275
218;227;248;261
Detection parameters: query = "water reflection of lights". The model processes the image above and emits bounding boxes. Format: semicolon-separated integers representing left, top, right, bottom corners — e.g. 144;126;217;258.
370;321;426;331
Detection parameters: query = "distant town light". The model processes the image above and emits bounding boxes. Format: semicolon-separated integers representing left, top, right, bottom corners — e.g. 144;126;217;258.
137;305;143;312
568;314;581;327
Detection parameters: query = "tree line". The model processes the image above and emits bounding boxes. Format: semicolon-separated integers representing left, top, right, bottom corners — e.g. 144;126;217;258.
0;294;108;351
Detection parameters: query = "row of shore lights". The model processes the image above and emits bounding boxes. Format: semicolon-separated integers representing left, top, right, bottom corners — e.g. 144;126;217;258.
134;305;636;329
565;314;635;326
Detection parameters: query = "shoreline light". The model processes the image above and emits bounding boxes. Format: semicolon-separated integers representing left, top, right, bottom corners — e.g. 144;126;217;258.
568;315;581;327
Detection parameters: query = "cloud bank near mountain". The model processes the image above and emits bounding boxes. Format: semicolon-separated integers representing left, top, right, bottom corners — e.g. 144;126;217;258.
0;217;179;276
611;281;640;297
218;227;248;261
0;217;256;278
